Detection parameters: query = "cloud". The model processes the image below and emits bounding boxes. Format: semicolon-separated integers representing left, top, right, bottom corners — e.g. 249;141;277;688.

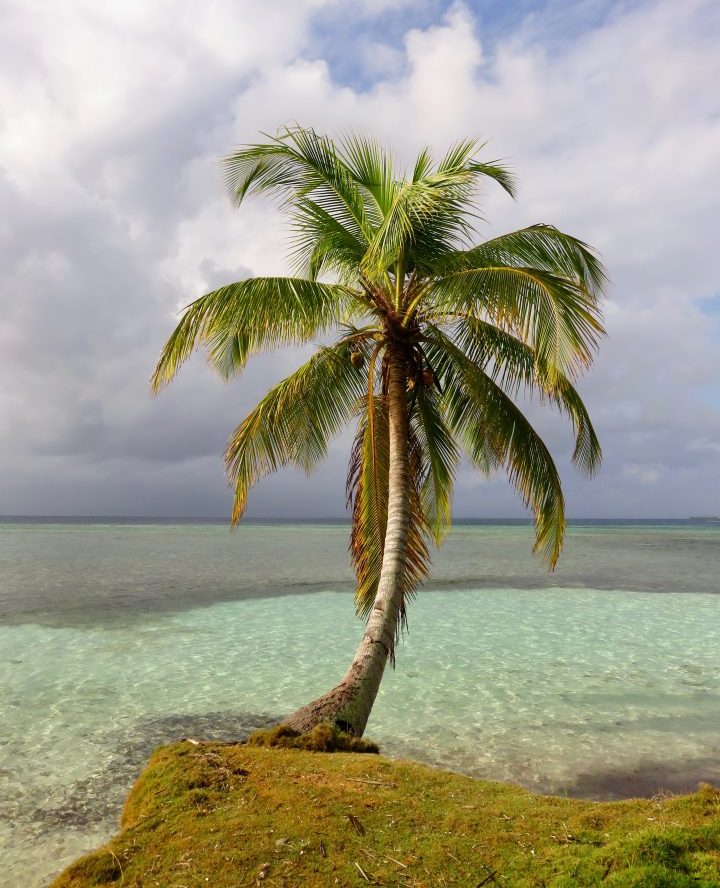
0;0;719;518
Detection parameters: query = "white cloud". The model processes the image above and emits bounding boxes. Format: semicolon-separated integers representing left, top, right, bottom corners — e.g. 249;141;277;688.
0;0;719;517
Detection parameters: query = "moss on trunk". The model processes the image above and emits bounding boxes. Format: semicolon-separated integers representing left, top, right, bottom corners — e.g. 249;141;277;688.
246;723;379;753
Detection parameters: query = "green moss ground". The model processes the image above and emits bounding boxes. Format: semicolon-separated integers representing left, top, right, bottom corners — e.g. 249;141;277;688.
52;741;720;887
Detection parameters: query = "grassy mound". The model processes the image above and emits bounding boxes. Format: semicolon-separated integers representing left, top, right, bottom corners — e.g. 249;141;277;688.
52;742;720;887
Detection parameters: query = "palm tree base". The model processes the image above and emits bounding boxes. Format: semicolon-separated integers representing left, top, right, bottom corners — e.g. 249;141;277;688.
283;684;357;734
283;658;382;737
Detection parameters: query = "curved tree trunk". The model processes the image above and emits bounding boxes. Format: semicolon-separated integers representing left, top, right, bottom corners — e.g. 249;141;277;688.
283;347;410;736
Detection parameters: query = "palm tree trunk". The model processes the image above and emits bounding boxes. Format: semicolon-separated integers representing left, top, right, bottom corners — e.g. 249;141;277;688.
283;347;410;736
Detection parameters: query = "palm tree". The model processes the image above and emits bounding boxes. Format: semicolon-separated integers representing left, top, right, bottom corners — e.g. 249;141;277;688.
152;126;606;737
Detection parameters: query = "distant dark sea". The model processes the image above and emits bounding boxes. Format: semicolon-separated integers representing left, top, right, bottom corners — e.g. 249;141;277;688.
0;514;713;526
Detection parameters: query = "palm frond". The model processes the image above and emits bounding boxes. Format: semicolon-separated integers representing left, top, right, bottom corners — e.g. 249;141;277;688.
338;132;396;220
151;277;353;391
224;339;368;523
437;138;517;197
347;397;389;619
428;265;604;381
223;126;372;242
412;146;434;183
405;146;515;277
436;316;601;475
432;224;606;295
289;198;367;282
361;178;447;278
361;171;481;279
425;330;566;568
341;138;518;279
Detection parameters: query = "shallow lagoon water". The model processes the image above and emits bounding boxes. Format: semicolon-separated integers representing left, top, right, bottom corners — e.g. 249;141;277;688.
1;520;719;887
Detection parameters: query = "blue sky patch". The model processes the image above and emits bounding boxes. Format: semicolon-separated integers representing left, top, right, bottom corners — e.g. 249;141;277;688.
308;0;644;90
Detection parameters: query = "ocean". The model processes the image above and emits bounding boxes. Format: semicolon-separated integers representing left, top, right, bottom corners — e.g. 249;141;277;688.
1;519;719;886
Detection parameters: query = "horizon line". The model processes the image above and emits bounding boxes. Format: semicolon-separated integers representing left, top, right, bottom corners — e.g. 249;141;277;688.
0;514;708;522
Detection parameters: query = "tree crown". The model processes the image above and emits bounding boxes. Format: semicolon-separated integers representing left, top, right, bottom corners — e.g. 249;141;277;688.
152;126;606;628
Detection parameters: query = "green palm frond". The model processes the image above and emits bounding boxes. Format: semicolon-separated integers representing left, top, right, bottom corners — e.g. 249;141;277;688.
223;126;372;242
405;145;515;277
338;132;396;219
432;224;606;295
429;265;604;380
362;178;449;279
289;198;367;282
151;277;354;391
411;146;434;183
411;383;458;543
225;339;368;523
437;138;517;197
362;172;502;281
425;330;566;568
442;316;602;475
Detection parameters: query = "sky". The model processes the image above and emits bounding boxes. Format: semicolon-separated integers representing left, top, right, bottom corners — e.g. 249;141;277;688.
0;0;719;519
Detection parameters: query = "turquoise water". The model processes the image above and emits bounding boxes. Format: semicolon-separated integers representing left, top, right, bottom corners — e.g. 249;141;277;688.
1;521;719;886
